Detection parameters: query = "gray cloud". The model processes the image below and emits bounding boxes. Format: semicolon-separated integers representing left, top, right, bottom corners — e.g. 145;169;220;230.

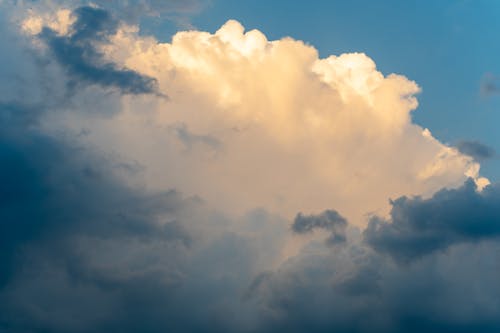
0;8;200;330
250;238;500;333
455;140;496;161
293;209;348;245
40;6;159;95
364;179;500;263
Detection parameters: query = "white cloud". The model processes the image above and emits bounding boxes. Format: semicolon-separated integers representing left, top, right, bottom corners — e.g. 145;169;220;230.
39;18;487;227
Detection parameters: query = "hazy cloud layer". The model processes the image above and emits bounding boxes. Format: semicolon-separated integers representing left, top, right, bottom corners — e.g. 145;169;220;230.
1;3;500;333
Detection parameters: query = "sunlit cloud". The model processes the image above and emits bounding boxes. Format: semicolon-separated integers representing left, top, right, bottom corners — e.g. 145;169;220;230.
25;14;487;225
1;3;500;333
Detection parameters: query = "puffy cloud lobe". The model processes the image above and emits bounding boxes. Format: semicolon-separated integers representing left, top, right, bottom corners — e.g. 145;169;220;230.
292;209;348;245
76;17;489;224
364;179;500;263
39;6;159;94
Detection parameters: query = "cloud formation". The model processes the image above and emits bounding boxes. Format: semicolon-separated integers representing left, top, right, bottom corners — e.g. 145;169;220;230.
48;16;488;225
249;232;500;333
365;178;500;263
1;3;500;333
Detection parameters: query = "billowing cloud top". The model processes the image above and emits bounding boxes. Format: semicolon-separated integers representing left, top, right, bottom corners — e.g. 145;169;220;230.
1;3;500;333
26;11;487;224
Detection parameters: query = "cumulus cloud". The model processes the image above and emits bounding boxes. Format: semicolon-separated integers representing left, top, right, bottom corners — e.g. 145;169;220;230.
2;3;500;333
49;17;487;225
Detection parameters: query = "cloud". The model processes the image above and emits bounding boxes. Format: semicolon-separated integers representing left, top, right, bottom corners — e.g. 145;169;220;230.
0;20;284;327
455;140;496;161
38;6;159;95
0;125;192;283
60;18;488;224
364;179;500;263
1;3;500;333
0;8;225;331
249;234;500;333
292;210;348;245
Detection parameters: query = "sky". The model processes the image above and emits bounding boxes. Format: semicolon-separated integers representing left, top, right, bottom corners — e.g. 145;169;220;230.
1;1;500;332
191;0;500;179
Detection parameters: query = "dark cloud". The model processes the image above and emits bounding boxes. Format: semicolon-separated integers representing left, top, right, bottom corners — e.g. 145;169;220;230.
0;46;193;326
251;231;500;333
455;140;496;161
0;103;244;332
0;9;197;331
293;209;348;245
40;6;159;95
0;102;43;128
364;179;500;263
0;125;191;278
